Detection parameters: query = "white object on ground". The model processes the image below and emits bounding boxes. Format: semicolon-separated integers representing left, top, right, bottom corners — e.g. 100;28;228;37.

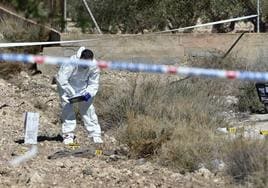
216;127;228;134
9;112;39;167
24;112;39;145
9;145;38;167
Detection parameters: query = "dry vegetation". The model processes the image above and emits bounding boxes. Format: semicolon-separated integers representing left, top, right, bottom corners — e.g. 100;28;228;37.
224;138;268;187
0;16;48;54
0;16;267;186
1;53;267;187
98;74;228;169
0;17;47;79
96;56;268;187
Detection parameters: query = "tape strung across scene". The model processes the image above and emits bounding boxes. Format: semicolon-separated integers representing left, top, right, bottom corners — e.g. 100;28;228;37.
9;145;38;167
156;15;258;33
0;15;257;48
1;53;268;82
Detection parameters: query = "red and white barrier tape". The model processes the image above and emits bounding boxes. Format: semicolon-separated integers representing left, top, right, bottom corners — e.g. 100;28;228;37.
0;53;268;81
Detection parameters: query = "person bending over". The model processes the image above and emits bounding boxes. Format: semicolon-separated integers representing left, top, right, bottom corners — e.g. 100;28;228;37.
56;47;103;144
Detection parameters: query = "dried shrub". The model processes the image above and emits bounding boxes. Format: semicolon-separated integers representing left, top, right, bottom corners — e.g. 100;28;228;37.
0;16;46;79
160;124;223;172
224;138;268;186
118;113;173;158
98;73;230;172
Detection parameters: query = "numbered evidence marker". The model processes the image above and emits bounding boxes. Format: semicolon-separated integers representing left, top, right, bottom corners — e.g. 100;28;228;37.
24;112;39;145
95;149;103;156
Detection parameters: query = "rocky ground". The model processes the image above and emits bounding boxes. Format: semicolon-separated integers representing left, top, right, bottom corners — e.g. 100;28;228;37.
0;70;235;188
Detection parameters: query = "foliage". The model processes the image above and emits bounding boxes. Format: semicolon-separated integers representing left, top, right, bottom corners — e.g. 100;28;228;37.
236;82;265;113
69;0;267;33
1;0;267;33
1;0;48;21
0;0;63;30
264;0;268;21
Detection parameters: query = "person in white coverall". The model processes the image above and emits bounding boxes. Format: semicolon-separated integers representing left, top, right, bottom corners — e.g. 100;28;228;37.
56;47;103;144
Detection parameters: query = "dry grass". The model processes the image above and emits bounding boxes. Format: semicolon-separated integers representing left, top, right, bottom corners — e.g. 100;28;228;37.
233;60;268;114
160;125;224;172
98;73;230;171
0;16;46;79
118;113;173;158
97;56;267;186
98;73;230;126
191;55;268;114
0;15;48;54
224;138;268;187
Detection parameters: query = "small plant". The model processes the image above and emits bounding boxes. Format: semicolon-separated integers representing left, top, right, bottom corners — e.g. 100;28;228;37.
236;82;264;113
118;113;173;158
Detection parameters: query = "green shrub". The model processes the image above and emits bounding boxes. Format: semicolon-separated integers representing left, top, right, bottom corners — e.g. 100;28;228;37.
236;82;264;113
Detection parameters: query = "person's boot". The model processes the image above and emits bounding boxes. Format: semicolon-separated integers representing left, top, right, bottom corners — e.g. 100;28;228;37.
63;133;75;145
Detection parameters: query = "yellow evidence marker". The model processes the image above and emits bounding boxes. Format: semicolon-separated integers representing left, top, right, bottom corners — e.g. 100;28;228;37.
227;127;237;134
95;149;103;156
260;130;268;136
67;143;81;150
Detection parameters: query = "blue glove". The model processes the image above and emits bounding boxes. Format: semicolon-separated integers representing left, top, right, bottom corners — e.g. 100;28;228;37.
83;92;91;101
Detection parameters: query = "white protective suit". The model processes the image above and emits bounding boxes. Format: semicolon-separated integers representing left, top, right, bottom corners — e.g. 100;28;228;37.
56;47;102;143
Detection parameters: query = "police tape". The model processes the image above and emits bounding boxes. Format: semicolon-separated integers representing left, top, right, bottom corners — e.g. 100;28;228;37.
156;15;258;33
1;53;268;82
0;15;257;48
